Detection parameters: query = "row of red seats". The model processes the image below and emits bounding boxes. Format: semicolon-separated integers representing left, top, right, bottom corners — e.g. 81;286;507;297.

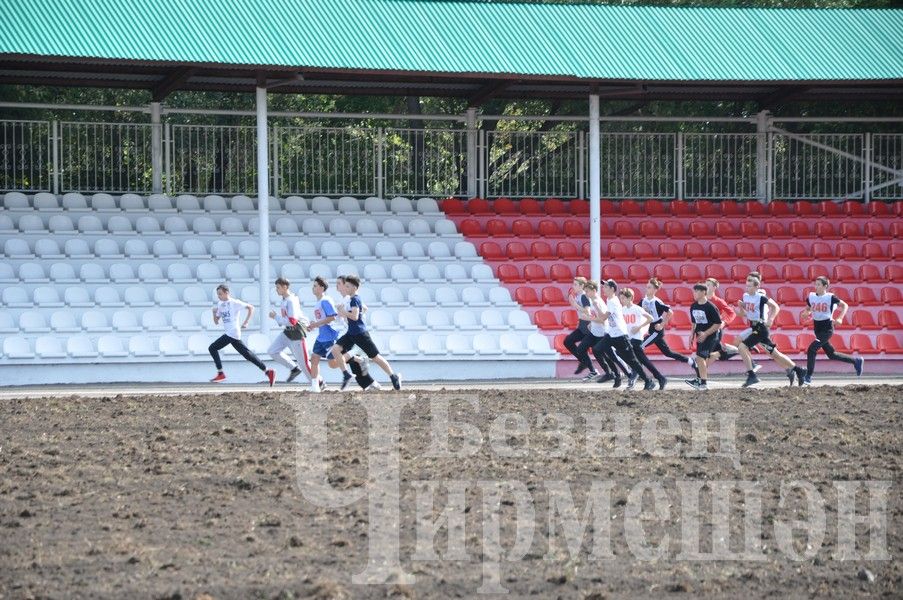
519;284;900;309
481;240;902;262
553;332;903;356
460;218;900;240
498;262;902;285
444;198;901;219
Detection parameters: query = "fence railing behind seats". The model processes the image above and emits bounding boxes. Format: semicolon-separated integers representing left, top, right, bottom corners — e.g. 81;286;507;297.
0;120;52;192
60;121;154;194
599;132;675;199
872;134;903;200
484;130;583;199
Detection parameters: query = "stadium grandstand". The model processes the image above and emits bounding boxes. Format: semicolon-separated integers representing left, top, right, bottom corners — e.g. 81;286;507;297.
1;0;902;386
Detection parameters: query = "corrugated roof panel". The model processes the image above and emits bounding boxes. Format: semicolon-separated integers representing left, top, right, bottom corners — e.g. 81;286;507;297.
0;0;901;81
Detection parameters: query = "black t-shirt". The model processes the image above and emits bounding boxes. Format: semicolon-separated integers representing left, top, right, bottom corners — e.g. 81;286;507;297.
577;293;591;333
690;300;722;333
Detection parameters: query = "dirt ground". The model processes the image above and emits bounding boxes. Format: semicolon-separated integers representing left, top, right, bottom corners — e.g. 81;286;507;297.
1;384;901;599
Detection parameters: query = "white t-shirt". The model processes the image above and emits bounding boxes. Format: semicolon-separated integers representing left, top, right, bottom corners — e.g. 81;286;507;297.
587;298;606;337
622;304;650;341
604;296;629;338
216;299;247;340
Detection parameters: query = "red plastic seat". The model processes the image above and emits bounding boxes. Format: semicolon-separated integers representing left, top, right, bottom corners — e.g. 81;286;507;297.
721;200;744;217
878;310;902;329
576;265;590;279
785;242;808;260
480;241;505;261
892;221;902;237
755;264;781;283
806;265;830;281
669;310;691;329
772;311;797;330
843;201;869;218
614;221;638;238
704;264;729;282
771;333;796;353
810;242;834;260
621;199;644;216
869;202;894;218
696;201;720;217
627;265;650;283
511;219;534;237
782;264;808;283
538;220;562;238
686;241;710;260
534;310;560;330
653;264;679;283
544;199;569;216
877;333;903;354
715;220;739;238
746;202;768;218
639;221;662;237
497;264;524;283
815;222;839;239
515;287;542;307
506;242;530;260
835;242;860;261
885;265;903;281
658;242;681;260
858;264;883;282
562;220;586;237
459;219;483;237
561;311;579;330
832;265;857;283
493;198;519;216
850;333;879;354
443;198;468;215
820;201;844;217
689;220;715;239
777;286;803;306
486;219;510;236
855;287;880;306
553;333;568;353
865;222;889;239
602;264;626;281
893;242;903;260
679;265;703;283
557;242;580;260
664;221;689;238
765;222;789;238
600;199;618;215
863;242;888;261
608;242;631;260
645;200;669;217
735;242;759;260
468;198;493;215
570;199;589;216
789;221;813;238
794;202;820;218
519;198;544;216
581;242;592;259
851;310;879;330
840;222;865;239
769;201;793;218
633;242;655;260
671;201;694;217
541;286;568;306
665;333;690;353
739;222;761;238
672;287;695;306
531;241;556;260
549;264;574;283
524;264;550;283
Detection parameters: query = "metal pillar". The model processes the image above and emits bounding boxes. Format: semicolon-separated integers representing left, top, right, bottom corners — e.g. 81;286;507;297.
151;102;163;194
756;110;770;203
466;107;478;198
256;86;271;334
588;95;601;284
863;132;872;204
676;132;684;201
51;120;60;194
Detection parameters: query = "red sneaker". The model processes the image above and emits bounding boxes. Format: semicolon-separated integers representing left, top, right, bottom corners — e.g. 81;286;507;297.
210;372;226;382
265;369;276;387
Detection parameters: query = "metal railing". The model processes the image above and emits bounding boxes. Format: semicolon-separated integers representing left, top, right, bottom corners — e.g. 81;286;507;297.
871;134;903;200
485;129;582;198
600;132;675;199
683;133;758;200
383;128;468;198
169;124;257;195
60;121;154;193
0;120;52;192
770;133;864;200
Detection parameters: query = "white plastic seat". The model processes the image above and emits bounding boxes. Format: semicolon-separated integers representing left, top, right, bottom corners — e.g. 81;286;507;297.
225;262;253;283
187;333;211;355
79;263;107;283
143;310;170;331
0;214;14;233
425;310;454;331
94;238;123;258
36;335;67;358
5;238;34;258
112;310;141;332
203;195;229;213
347;240;374;260
0;263;14;283
19;262;48;282
193;216;219;235
125;286;154;307
446;333;472;355
172;309;201;331
167;263;194;283
64;286;93;307
240;285;261;305
355;218;380;235
95;286;125;307
444;264;470;283
370;311;398;331
269;239;291;259
284;196;309;213
91;193;117;212
220;216;245;235
129;335;157;357
528;333;556;355
61;192;88;211
508;310;534;331
107;215;134;235
329;218;353;235
453;310;480;331
434;219;458;236
390;263;416;282
275;217;300;234
138;263;167;283
28;191;54;211
363;197;390;214
81;310;112;332
418;334;447;355
124;239;152;259
20;311;50;333
416;197;440;214
489;287;515;305
473;332;502;355
238;240;260;258
357;287;378;308
0;312;15;333
381;219;406;236
197;263;223;282
301;219;327;236
278;263;305;282
231;195;255;213
390;197;415;214
338;196;363;214
148;194;175;212
153;239;180;258
462;287;489;307
210;240;237;260
49;263;78;283
397;309;427;331
389;333;417;356
176;195;202;212
135;216;161;234
164;216;190;235
480;309;507;331
3;336;34;358
50;311;80;333
380;288;406;307
375;241;400;260
252;263;277;281
428;241;453;261
454;241;478;259
2;286;31;307
4;191;30;210
435;286;462;307
335;263;358;278
68;335;98;358
408;286;436;307
417;264;443;283
312;196;337;214
308;263;333;280
471;264;495;282
183;286;211;307
363;263;390;283
294;240;318;259
247;333;269;354
119;193;145;211
34;286;64;307
48;214;75;233
500;332;529;355
182;238;210;258
408;219;431;236
98;335;129;357
154;286;182;307
401;242;427;261
320;240;345;259
18;214;46;233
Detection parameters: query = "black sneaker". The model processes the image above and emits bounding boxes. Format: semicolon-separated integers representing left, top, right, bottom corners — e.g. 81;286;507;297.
612;377;622;389
685;378;703;390
657;376;667;390
340;371;353;390
596;374;614;384
581;371;599;382
742;372;760;388
854;357;864;377
793;367;806;387
575;362;589;375
390;373;402;391
286;366;303;383
786;368;797;387
626;372;638;390
719;351;738;361
643;379;657;391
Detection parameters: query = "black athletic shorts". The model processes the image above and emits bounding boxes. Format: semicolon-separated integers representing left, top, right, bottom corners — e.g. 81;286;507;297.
336;331;381;359
696;331;720;359
813;319;835;343
743;322;777;353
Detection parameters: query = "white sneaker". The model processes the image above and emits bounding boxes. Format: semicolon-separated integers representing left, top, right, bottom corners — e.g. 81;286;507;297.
309;379;321;393
366;382;383;391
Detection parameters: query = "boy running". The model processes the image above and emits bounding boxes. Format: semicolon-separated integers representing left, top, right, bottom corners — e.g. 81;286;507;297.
208;284;276;385
268;277;312;384
685;284;723;391
619;288;665;390
306;276;341;393
800;276;863;385
639;278;699;378
702;277;759;372
565;277;595;375
592;280;654;391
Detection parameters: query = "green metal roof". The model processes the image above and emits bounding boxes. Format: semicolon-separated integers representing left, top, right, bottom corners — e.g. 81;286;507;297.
1;0;902;82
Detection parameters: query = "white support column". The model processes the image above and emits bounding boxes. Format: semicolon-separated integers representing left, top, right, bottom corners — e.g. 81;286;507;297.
466;108;478;198
51;120;60;195
151;102;163;194
256;86;271;334
863;132;872;204
675;132;684;201
588;95;601;284
756;110;770;203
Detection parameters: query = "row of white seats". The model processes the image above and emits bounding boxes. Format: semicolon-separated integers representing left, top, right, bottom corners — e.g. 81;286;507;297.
2;192;443;216
0;284;516;309
2;213;458;237
1;331;554;360
1;237;479;261
0;261;496;286
1;307;536;335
